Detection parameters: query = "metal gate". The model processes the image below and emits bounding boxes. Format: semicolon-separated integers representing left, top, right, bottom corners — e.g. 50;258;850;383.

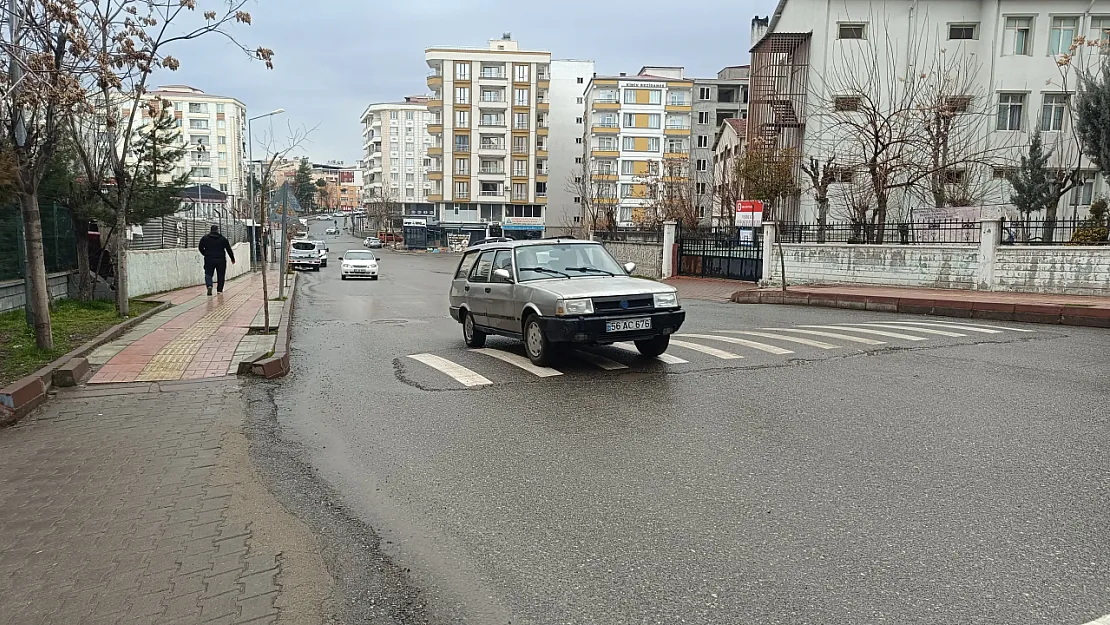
678;228;763;282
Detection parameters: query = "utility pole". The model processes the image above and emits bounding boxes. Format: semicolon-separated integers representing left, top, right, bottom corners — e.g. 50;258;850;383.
278;186;288;299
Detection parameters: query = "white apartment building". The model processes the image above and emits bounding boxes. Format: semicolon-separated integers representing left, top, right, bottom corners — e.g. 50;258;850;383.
360;96;434;217
425;36;552;239
750;0;1110;222
141;85;248;207
582;69;695;227
545;59;596;237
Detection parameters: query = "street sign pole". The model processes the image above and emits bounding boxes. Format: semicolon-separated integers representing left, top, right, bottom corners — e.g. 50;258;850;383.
278;188;288;300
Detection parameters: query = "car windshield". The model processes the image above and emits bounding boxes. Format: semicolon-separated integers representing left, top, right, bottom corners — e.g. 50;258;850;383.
514;243;625;282
344;251;375;261
291;241;315;251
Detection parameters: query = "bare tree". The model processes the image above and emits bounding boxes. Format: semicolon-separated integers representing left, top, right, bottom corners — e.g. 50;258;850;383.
565;160;617;236
735;138;798;290
636;157;704;229
67;0;272;316
365;188;400;235
800;156;837;242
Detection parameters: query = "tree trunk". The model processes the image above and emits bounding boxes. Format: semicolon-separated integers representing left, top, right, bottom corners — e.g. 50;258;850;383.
874;194;889;244
1043;202;1059;244
72;213;92;302
19;192;54;349
114;205;130;316
817;197;829;243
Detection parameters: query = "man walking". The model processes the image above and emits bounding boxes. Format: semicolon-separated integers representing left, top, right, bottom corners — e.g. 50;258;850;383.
198;225;236;296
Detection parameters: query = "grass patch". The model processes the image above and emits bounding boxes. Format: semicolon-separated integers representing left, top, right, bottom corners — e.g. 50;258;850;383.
0;299;159;387
269;296;287;302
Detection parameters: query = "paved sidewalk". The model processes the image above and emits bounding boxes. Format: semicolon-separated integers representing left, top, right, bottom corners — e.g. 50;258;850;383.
665;276;758;302
87;272;288;384
0;379;330;625
731;284;1110;325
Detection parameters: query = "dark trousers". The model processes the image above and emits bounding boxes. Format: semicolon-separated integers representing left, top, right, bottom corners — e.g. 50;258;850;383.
204;262;227;292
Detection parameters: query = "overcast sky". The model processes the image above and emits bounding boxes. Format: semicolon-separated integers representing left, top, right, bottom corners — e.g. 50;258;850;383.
157;0;771;165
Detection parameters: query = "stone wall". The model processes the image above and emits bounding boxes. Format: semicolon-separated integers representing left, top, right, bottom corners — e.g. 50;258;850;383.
0;272;74;314
128;243;250;297
601;241;664;279
994;246;1110;296
771;244;979;289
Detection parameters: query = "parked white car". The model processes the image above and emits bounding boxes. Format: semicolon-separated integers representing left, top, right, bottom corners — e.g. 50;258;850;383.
311;240;329;267
325;227;340;235
339;250;379;280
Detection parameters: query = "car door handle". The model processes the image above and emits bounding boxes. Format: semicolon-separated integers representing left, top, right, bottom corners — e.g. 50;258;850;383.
484;287;491;293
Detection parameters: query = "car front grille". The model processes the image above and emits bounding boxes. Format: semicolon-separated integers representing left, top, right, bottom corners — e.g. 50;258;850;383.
592;296;654;313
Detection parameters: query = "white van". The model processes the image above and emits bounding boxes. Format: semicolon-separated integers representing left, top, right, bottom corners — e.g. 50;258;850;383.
289;240;322;271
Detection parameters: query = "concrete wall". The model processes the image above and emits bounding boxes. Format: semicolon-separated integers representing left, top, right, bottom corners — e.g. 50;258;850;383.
0;272;74;314
128;242;250;297
772;244;979;290
602;241;663;279
994;246;1110;297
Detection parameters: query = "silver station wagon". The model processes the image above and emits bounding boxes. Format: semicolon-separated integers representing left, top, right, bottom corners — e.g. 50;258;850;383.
449;239;686;365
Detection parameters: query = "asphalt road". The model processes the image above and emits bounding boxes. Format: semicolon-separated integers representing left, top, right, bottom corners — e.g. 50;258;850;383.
255;222;1110;625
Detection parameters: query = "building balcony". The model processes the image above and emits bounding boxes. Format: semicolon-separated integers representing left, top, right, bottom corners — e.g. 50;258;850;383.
427;74;442;88
428;98;443;110
536;195;547;204
427;146;443;156
536;101;550;111
535;174;548;183
478;98;508;107
429;171;443;180
591;149;620;158
664;126;691;135
429;194;443;202
592;100;620;110
479;71;507;80
537;127;549;136
665;104;692;112
479;121;507;128
478;144;507;155
428;124;443;134
592;123;619;134
663;151;689;160
478;190;506;198
594;173;617;181
537;79;550;89
477;168;506;177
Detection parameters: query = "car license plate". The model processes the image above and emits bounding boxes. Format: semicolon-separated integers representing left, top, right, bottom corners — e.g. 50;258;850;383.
606;318;651;332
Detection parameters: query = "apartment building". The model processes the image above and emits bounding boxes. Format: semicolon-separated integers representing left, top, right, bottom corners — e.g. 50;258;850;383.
750;0;1110;222
713;119;747;227
140;85;248;210
360;96;434;217
693;66;750;220
581;68;695;227
544;59;596;237
426;36;553;239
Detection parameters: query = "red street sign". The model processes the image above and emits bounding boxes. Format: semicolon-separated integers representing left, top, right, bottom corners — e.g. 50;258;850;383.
735;200;764;228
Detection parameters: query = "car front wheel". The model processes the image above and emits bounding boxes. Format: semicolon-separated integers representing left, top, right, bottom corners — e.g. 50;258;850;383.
634;335;670;357
462;311;486;348
523;315;553;366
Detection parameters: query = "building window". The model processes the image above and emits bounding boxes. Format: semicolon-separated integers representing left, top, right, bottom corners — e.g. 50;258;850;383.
406;111;414;120
191;167;211;177
948;23;978;40
834;96;861;112
624;89;662;105
455;62;470;80
697;135;709;148
455;135;470;152
406;157;415;167
535;181;547;197
390;111;398;120
667;91;689;106
577;97;584;104
1005;17;1033;56
189;119;208;130
514;65;529;82
622;136;660;152
699;87;711;100
997;93;1025;131
1050;17;1078;55
1041;94;1068;131
696;182;707;194
696;159;707;172
597;136;617;151
575;116;583;124
697;111;710;124
218;136;226;145
575;157;583;164
514;112;529;129
1089;17;1110;51
512;136;528;153
597;89;618;103
456;110;469;128
575;137;583;144
512;182;527;199
455;87;470;104
216;103;224;113
573;196;581;203
514;88;529;106
455;181;469;198
621;160;635;175
455;158;470;175
1072;172;1095;205
837;23;866;39
188;102;207;114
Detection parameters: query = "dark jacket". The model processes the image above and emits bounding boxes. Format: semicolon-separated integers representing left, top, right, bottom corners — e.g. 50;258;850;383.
198;233;235;265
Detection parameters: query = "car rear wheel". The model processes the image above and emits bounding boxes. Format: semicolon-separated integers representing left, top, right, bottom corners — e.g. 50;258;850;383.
523;315;553;366
462;311;486;348
634;335;670;357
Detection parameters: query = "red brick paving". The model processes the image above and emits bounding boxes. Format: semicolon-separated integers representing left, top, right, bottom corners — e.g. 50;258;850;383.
665;276;758;302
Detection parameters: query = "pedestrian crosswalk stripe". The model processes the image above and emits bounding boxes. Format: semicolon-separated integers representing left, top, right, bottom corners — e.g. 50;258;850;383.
926;320;1035;333
677;334;793;355
574;350;629;370
669;339;744;359
720;330;841;349
800;325;929;341
855;323;967;337
472;348;563;377
612;342;689;364
880;321;1003;334
767;328;886;345
407;354;493;387
1079;614;1110;625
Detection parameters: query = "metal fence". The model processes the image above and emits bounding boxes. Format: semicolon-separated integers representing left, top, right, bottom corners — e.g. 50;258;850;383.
0;201;79;281
780;219;981;245
592;229;664;243
130;215;249;251
1000;216;1109;245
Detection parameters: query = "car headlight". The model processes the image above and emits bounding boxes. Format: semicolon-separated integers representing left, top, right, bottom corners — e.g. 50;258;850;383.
556;298;593;316
653;292;679;308
342;264;352;270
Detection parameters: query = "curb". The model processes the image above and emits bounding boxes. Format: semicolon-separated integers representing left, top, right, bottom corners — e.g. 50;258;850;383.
730;289;1110;328
248;273;297;379
0;300;172;426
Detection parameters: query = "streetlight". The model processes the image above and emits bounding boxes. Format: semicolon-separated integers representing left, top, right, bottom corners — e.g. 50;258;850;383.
248;108;285;264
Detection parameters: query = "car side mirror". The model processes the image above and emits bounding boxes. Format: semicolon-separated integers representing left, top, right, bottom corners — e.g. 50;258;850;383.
337;257;343;261
492;268;513;283
623;262;636;274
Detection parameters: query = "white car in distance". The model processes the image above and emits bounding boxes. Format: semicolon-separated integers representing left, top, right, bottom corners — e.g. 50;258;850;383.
340;250;379;280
